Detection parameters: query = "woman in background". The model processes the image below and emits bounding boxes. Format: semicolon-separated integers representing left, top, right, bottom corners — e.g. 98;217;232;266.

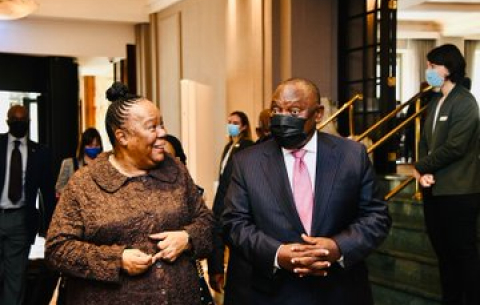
55;127;103;196
54;127;103;304
46;82;213;305
208;111;254;304
414;44;480;305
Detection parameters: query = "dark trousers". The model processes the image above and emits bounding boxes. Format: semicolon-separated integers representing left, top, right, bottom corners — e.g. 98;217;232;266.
0;208;30;305
423;193;480;305
23;260;59;305
224;250;252;305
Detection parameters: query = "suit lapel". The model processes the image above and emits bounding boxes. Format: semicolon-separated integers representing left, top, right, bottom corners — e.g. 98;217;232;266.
261;142;305;235
423;97;437;148
25;140;36;192
431;88;457;149
311;133;339;236
0;134;8;195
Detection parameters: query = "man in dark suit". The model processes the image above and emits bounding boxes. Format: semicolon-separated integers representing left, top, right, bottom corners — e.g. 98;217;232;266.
0;105;56;305
222;78;391;305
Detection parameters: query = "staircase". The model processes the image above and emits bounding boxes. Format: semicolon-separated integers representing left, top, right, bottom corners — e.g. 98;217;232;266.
369;174;438;305
369;173;480;305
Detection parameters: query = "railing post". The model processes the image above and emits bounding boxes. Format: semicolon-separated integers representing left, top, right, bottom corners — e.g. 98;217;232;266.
348;104;355;137
413;97;423;201
414;97;421;163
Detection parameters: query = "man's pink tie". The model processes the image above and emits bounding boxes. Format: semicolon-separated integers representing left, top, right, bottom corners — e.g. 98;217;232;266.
292;149;313;235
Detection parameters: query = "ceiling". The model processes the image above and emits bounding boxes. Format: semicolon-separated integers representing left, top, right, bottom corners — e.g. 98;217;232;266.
29;0;182;23
25;0;480;38
398;0;480;38
14;0;480;74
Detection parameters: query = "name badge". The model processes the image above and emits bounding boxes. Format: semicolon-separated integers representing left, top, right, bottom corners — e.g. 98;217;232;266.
439;116;448;121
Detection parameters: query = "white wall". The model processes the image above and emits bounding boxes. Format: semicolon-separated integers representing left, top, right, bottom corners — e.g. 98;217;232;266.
0;17;136;152
0;18;135;58
154;0;227;207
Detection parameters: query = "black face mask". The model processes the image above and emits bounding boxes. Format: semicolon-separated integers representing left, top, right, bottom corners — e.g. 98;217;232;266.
270;115;309;149
8;121;29;138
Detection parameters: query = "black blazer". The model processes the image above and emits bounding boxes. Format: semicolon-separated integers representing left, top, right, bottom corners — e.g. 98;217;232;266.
416;84;480;196
0;133;56;244
223;132;391;305
208;138;253;273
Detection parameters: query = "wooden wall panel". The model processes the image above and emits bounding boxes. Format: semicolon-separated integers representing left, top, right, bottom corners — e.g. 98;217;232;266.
83;75;96;129
158;12;182;136
153;0;227;206
226;0;266;126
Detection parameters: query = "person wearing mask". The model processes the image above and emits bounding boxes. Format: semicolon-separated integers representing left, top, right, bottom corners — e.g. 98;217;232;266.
165;134;187;165
208;111;254;304
55;127;103;196
404;81;438;163
414;44;480;305
45;82;214;305
222;78;391;305
255;109;272;144
0;105;56;305
52;127;103;304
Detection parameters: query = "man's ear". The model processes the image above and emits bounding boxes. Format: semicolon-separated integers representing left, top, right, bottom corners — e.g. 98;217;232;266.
115;128;129;146
315;105;325;123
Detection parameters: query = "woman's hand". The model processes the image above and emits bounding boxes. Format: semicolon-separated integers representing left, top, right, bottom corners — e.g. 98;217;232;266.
150;230;190;263
121;249;153;275
419;174;435;187
413;168;435;187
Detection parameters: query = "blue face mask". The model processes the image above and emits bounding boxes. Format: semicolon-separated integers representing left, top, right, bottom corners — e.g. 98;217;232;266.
84;147;102;159
425;68;444;87
227;124;241;137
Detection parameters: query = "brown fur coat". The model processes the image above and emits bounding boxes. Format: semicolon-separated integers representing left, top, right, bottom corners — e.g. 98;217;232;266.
46;152;213;305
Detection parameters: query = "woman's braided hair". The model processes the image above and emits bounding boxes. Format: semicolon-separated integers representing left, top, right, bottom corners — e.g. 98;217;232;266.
105;82;141;146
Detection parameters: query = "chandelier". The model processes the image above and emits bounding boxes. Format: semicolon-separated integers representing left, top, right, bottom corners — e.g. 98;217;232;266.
0;0;38;20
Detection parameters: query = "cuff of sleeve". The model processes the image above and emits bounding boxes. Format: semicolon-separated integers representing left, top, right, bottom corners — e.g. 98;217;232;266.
273;245;281;273
414;162;427;175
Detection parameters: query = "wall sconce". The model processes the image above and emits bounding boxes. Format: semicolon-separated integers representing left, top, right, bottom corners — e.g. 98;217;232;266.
0;0;38;20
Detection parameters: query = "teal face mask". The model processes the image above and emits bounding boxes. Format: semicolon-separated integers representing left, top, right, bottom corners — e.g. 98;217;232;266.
227;124;241;137
425;68;444;87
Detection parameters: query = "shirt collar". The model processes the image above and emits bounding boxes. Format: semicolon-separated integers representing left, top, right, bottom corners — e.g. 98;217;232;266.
281;130;318;156
8;133;27;146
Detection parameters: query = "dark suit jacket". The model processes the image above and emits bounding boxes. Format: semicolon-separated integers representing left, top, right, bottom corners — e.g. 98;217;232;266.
415;84;480;196
222;132;391;305
0;133;56;244
208;138;254;305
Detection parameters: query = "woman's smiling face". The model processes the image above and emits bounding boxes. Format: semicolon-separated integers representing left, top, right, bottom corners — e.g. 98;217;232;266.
121;100;167;169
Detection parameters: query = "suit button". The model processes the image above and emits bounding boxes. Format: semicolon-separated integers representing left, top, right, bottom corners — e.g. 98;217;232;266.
156;261;163;268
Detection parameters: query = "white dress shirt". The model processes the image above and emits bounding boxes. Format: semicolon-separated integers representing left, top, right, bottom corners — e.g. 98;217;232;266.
274;133;317;269
281;132;317;194
274;131;344;269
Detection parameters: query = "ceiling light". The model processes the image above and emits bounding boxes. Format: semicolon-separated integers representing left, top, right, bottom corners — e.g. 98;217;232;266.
0;0;38;20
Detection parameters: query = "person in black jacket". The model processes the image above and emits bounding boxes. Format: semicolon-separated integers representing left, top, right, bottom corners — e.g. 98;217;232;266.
208;111;254;305
414;44;480;305
0;105;55;305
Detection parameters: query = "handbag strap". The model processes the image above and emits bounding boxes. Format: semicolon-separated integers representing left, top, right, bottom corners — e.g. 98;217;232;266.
196;259;206;278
